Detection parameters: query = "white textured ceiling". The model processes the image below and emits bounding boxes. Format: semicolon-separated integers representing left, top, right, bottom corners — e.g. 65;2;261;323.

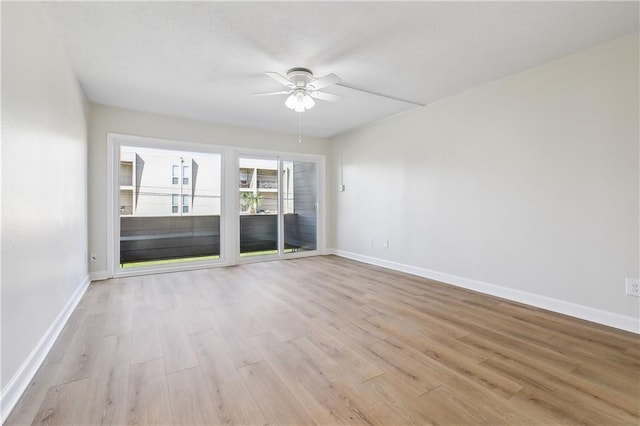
42;1;639;138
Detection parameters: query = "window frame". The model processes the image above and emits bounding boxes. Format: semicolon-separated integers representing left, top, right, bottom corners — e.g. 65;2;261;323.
172;165;179;185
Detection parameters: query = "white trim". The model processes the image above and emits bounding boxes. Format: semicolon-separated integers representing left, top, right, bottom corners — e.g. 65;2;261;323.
1;275;91;423
113;258;231;278
106;134;117;277
89;270;110;281
331;249;640;334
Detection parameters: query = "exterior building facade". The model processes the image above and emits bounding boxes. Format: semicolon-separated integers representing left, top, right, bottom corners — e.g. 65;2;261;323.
119;147;221;217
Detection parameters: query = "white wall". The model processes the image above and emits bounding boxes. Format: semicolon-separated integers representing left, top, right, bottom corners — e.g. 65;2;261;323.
89;104;330;275
1;1;89;415
331;34;640;327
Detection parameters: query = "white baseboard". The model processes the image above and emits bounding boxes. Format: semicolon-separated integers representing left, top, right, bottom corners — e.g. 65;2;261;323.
0;274;91;423
330;249;639;334
89;270;110;281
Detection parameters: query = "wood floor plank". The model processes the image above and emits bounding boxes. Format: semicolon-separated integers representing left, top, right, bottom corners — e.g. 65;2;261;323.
238;361;315;425
307;320;385;382
290;336;408;425
31;379;90;425
166;367;221;425
42;308;87;366
207;307;265;368
365;316;523;398
31;376;128;426
190;328;268;425
7;256;639;425
365;338;444;395
251;332;371;425
130;305;163;365
363;373;438;425
547;331;640;370
152;274;178;311
482;353;638;424
174;292;213;334
459;329;578;373
127;358;173;425
4;362;60;425
92;333;132;381
102;307;134;337
79;377;129;425
155;308;199;374
419;384;529;425
131;276;155;307
54;312;107;385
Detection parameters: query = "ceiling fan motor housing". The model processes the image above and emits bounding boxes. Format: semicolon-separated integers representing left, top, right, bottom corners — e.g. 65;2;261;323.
287;67;314;88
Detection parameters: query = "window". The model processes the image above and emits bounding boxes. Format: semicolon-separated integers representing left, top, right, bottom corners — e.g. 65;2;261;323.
115;142;224;272
182;194;189;213
120;161;133;186
172;165;179;184
172;194;179;213
183;165;190;185
239;169;248;188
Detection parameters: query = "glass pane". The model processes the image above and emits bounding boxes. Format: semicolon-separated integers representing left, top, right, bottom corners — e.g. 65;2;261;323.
283;160;317;253
119;146;221;268
183;165;189;185
172;165;179;184
239;157;278;257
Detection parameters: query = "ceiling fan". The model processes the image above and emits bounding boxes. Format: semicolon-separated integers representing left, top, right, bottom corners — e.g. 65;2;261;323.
254;67;424;112
254;67;341;112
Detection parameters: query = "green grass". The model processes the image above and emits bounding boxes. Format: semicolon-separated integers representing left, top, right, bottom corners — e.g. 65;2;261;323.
121;255;220;268
122;248;303;268
239;249;278;257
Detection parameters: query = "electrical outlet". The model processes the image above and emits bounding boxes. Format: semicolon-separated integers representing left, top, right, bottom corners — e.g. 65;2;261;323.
89;253;98;263
626;278;640;297
383;240;389;249
338;184;345;192
368;238;374;247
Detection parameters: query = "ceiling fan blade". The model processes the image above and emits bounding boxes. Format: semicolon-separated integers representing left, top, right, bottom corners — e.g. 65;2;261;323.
308;73;341;90
310;91;342;102
336;83;426;106
253;90;292;97
265;72;294;88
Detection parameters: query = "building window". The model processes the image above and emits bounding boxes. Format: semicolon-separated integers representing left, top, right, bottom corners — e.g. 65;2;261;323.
172;165;179;184
183;165;189;185
172;194;179;213
239;169;249;188
182;194;189;213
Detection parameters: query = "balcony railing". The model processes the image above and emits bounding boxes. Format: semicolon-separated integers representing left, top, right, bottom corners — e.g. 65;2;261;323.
257;176;277;189
120;216;221;263
120;214;315;264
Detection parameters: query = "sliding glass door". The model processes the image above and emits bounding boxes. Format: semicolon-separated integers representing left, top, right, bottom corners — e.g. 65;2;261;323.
238;156;279;258
238;155;319;261
118;145;222;269
109;133;323;276
282;159;317;253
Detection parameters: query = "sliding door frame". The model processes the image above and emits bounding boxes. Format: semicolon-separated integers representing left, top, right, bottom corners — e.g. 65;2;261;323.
235;150;326;264
107;133;228;277
106;133;326;278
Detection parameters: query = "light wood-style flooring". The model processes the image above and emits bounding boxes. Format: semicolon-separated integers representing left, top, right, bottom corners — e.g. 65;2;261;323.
6;255;640;425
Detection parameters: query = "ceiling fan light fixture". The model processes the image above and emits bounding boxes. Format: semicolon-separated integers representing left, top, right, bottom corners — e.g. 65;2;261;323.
285;89;315;112
285;93;298;110
302;93;315;110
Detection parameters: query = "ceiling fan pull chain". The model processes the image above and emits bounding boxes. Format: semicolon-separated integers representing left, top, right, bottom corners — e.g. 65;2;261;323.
298;112;302;143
